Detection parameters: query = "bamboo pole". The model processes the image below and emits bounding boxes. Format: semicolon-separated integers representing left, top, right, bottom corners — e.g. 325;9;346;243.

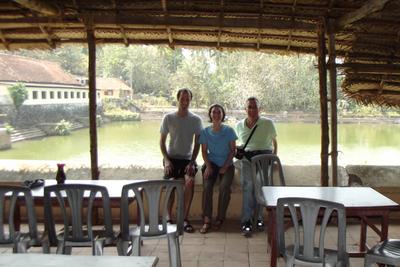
317;21;329;186
87;25;99;180
328;20;338;186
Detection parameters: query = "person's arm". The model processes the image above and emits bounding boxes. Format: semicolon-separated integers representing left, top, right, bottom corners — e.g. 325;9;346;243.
185;134;200;177
219;140;236;175
272;137;278;155
191;134;201;163
160;133;172;175
201;143;213;179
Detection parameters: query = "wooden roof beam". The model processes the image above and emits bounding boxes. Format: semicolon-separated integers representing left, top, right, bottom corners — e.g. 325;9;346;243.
217;0;224;50
13;0;59;16
287;0;297;51
337;63;400;74
120;25;129;47
38;25;55;48
256;0;263;50
161;0;174;48
0;29;9;49
335;0;390;31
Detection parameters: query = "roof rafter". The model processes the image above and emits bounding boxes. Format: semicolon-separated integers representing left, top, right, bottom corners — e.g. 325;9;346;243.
335;0;391;31
13;0;59;16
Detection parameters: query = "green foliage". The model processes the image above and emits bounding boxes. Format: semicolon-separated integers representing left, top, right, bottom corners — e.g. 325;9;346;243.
134;94;170;109
104;108;140;121
7;83;28;110
4;123;14;134
54;120;72;136
6;45;398;116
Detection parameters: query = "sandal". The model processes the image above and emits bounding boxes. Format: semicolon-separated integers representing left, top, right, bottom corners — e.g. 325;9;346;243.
183;220;195;233
213;219;224;230
199;222;211;234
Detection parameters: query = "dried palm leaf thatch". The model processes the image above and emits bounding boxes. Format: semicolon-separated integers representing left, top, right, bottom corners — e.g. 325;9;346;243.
0;0;400;106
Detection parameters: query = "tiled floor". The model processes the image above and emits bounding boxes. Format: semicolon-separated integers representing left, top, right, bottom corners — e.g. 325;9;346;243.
3;220;400;266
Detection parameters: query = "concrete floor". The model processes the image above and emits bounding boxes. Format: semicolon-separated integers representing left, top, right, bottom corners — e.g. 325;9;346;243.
2;220;400;267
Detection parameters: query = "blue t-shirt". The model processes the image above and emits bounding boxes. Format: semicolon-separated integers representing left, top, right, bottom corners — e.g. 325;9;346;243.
199;124;238;167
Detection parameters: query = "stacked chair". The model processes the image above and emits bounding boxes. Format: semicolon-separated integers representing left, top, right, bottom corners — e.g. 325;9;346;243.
250;154;286;227
118;180;184;267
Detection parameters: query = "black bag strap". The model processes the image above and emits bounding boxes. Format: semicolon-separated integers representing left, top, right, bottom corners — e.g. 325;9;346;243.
242;124;258;150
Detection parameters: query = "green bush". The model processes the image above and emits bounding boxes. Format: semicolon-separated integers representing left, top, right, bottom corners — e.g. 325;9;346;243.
104;108;140;121
4;123;14;134
54;120;72;136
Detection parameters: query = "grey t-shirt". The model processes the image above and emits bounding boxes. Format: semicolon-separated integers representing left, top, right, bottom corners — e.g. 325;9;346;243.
160;111;203;160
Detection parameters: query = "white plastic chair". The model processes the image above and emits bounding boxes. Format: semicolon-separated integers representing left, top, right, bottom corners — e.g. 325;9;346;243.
277;197;349;267
250;154;286;227
118;180;184;267
364;239;400;266
0;185;44;253
44;184;116;255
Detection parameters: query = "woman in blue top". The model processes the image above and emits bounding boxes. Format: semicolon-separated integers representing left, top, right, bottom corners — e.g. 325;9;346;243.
199;104;237;234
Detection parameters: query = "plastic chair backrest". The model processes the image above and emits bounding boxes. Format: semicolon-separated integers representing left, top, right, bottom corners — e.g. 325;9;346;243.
277;197;347;265
120;180;184;239
250;154;285;206
0;185;38;245
44;184;113;245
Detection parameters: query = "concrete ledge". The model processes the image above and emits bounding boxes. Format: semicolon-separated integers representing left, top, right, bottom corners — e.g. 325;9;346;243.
1;161;399;220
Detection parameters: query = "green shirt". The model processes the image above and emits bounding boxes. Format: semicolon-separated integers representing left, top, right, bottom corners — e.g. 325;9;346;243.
235;117;277;151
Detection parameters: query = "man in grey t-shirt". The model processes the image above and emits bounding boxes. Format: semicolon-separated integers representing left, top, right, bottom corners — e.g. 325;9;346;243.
160;88;203;233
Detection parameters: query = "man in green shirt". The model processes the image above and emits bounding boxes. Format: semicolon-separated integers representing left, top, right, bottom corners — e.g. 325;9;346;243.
236;97;277;237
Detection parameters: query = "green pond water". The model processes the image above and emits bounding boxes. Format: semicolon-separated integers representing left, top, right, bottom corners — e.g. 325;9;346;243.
0;121;399;167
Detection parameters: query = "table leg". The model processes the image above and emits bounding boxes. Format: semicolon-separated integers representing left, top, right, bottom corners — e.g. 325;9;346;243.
381;212;389;241
267;208;278;267
360;217;367;252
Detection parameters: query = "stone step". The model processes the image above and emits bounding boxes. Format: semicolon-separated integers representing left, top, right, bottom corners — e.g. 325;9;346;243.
10;122;84;143
11;127;46;142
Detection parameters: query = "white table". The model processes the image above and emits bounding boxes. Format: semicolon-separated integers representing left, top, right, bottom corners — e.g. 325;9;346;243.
0;254;158;267
262;186;400;267
30;179;145;198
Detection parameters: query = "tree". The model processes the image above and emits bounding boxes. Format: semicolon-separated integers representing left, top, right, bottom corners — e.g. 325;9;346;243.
7;83;28;124
8;83;28;110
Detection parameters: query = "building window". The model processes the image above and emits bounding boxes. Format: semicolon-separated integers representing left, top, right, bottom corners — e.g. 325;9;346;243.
70;91;74;98
57;91;62;99
50;91;54;99
64;91;68;98
32;91;38;99
105;90;113;96
77;92;80;98
41;91;46;99
82;92;86;98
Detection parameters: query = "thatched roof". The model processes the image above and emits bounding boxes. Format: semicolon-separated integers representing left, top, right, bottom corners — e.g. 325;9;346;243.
0;0;399;106
0;53;80;85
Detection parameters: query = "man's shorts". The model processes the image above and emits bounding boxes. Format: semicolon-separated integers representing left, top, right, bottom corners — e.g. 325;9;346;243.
163;158;198;179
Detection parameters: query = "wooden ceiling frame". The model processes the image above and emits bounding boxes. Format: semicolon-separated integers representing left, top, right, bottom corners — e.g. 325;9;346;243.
161;0;174;48
0;29;9;50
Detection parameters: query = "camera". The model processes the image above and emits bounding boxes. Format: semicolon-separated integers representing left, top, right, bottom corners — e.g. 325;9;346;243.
235;146;245;160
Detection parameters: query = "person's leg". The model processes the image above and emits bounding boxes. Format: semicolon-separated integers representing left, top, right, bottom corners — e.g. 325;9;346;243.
240;159;254;236
201;165;216;233
216;164;234;222
240;159;254;224
181;173;195;233
163;159;179;222
202;166;217;221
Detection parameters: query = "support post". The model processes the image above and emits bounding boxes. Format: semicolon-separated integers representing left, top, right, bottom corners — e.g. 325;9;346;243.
87;24;99;180
317;21;329;186
328;19;338;186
